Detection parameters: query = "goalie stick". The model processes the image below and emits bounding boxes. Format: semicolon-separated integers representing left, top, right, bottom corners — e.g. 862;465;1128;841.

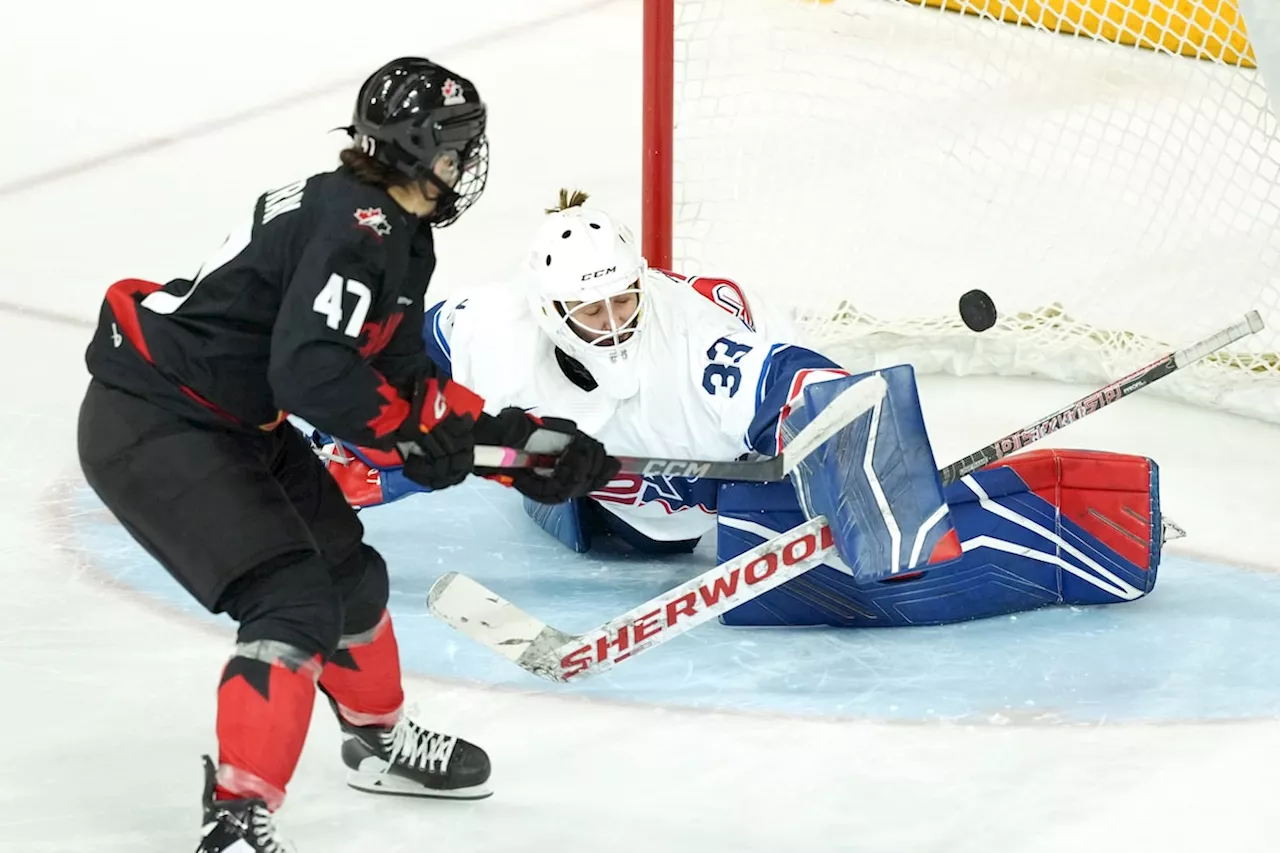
938;309;1264;485
430;310;1264;682
475;312;1263;483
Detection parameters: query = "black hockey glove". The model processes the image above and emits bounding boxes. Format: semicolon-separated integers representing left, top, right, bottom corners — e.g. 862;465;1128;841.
395;377;486;491
474;407;620;505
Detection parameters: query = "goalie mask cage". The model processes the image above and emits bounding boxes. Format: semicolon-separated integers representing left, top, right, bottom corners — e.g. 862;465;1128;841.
642;0;1280;422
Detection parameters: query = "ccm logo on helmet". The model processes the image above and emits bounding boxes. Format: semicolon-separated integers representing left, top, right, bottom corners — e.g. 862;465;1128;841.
581;266;617;281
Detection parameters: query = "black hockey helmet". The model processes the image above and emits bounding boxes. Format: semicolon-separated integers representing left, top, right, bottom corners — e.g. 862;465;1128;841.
349;57;489;227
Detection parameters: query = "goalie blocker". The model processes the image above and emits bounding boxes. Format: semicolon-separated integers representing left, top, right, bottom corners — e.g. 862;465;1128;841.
718;366;1160;627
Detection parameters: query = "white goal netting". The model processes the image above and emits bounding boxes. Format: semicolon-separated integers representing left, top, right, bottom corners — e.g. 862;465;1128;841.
667;0;1280;421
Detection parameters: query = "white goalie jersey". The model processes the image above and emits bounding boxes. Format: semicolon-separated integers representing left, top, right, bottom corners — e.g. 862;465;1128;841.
425;268;849;543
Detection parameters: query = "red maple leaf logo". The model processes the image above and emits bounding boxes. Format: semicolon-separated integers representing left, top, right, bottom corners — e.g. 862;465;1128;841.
353;207;392;237
368;381;410;438
358;313;404;357
441;78;465;104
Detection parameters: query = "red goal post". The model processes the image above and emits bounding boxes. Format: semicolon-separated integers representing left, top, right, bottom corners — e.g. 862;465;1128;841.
641;0;1280;422
643;0;675;271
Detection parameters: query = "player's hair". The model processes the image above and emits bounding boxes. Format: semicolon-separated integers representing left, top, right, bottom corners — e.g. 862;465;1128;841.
339;145;411;189
546;188;590;214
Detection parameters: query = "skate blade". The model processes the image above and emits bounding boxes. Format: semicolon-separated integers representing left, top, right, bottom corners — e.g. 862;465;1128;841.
345;769;493;800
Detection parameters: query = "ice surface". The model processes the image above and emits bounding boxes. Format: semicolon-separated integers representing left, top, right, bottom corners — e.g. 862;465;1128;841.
72;476;1280;725
4;1;1280;851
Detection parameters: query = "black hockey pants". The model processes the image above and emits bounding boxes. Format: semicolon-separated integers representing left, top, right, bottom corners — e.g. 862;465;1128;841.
77;379;389;659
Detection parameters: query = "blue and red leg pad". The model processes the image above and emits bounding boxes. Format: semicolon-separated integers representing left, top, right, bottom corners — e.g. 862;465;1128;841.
718;449;1161;627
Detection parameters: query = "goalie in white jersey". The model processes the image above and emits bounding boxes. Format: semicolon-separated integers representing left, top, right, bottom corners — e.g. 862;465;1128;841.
317;190;1166;629
326;189;848;551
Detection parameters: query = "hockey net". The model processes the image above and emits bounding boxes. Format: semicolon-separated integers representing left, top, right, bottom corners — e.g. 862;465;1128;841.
643;0;1280;421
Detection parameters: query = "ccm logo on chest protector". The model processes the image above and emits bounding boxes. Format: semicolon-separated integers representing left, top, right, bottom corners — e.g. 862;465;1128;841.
581;266;617;281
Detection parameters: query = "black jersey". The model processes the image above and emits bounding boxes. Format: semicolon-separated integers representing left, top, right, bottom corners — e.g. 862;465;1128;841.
86;168;442;448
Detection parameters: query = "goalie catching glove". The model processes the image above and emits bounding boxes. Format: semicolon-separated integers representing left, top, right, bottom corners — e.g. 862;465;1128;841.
473;407;620;504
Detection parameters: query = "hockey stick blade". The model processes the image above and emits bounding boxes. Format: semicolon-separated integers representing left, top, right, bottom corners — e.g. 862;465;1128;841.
427;572;577;664
938;310;1264;485
471;373;888;482
427;516;836;682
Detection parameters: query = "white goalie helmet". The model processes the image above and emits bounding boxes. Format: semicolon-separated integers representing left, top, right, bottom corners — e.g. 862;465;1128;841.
523;202;649;399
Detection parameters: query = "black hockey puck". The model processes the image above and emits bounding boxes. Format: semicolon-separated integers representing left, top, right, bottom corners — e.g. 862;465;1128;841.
959;289;997;332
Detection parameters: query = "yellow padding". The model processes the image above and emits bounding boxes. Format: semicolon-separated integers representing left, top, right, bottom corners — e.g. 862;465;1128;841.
909;0;1255;66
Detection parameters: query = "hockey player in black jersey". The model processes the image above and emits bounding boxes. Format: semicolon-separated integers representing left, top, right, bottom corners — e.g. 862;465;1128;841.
77;57;619;852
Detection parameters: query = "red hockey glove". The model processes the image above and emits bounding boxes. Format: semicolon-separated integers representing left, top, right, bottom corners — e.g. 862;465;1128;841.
473;407;620;505
395;378;485;490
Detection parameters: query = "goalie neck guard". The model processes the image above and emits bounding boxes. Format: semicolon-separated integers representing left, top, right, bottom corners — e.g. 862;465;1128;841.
523;202;648;399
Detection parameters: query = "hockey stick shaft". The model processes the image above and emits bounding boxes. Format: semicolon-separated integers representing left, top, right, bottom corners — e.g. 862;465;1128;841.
541;516;834;680
428;516;837;682
473;446;782;481
937;310;1264;485
471;373;888;482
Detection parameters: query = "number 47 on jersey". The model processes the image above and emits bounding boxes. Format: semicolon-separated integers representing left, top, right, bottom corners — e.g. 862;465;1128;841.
313;273;372;338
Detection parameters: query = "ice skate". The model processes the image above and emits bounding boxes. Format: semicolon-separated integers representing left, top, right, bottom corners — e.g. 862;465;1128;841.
198;756;293;853
338;713;492;799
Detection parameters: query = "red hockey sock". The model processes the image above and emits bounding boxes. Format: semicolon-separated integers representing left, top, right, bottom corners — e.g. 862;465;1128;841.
319;611;405;728
215;641;322;810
